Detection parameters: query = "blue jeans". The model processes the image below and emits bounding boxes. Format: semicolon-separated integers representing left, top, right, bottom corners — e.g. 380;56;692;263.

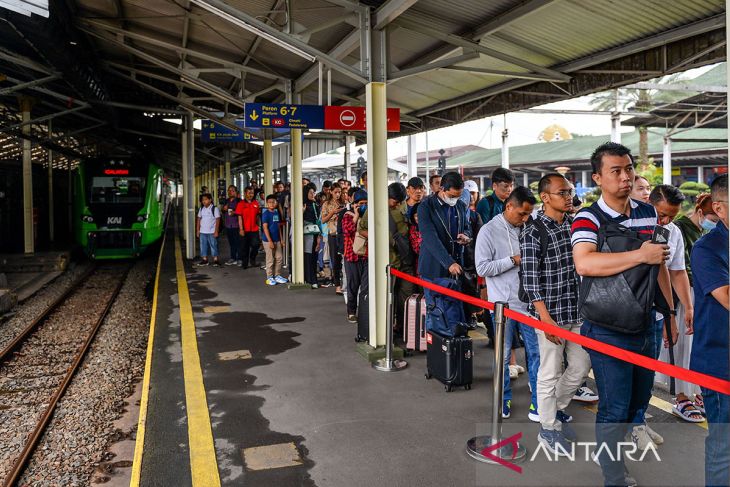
701;387;730;487
502;318;539;406
199;233;218;258
582;319;655;486
632;314;663;425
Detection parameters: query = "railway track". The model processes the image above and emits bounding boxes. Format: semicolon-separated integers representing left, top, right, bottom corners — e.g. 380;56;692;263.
0;263;131;487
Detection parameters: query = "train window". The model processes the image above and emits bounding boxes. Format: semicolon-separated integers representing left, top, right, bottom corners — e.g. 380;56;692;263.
90;176;146;204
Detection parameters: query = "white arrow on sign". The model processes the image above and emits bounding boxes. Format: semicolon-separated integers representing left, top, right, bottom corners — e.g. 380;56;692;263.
339;109;356;127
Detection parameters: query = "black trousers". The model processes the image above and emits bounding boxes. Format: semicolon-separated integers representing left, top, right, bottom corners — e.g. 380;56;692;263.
240;232;261;268
226;228;240;261
344;259;368;315
304;236;319;285
328;234;342;287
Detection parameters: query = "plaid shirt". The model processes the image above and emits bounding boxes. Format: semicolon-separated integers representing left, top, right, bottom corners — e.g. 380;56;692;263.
519;212;580;327
341;211;365;262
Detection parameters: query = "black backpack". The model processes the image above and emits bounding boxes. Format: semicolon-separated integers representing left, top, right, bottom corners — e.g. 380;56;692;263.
389;213;414;267
335;206;349;255
577;210;659;334
518;217;549;303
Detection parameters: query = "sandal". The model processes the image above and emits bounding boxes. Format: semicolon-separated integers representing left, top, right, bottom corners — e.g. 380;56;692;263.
694;394;706;415
672;398;705;423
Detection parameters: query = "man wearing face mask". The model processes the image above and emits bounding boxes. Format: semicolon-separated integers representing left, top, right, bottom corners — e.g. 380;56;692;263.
416;172;471;328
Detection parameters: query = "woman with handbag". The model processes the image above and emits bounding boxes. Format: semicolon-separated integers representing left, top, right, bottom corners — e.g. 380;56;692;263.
303;183;322;288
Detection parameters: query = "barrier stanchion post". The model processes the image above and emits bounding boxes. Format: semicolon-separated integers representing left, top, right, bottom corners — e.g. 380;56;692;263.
373;265;407;372
466;301;527;463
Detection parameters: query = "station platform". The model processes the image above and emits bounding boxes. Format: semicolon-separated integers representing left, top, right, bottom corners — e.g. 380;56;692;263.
132;224;710;487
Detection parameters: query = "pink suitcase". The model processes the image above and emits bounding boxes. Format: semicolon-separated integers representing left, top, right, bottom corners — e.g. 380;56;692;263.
403;294;427;352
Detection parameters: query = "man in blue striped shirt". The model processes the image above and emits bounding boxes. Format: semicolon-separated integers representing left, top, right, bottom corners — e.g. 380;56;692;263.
571;142;673;487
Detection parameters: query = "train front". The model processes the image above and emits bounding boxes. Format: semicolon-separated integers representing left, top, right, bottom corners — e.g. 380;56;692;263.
75;158;165;259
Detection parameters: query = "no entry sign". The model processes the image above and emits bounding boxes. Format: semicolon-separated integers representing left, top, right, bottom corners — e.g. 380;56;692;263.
324;106;400;132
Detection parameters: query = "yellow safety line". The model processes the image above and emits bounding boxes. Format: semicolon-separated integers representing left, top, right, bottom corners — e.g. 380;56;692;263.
174;237;222;486
130;232;166;487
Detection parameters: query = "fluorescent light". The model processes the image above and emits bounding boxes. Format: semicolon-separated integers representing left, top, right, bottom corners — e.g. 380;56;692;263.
190;0;316;63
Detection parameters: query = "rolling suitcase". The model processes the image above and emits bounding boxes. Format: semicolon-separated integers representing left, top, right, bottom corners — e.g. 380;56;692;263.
403;294;427;351
356;291;369;342
425;331;473;392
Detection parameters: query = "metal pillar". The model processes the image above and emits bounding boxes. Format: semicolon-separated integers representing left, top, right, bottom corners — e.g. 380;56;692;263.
425;131;430;193
183;111;196;259
611;113;621;143
479;176;485;194
225;149;232;188
20;97;34;253
290;128;305;285
47;120;54;242
581;170;589;189
344;135;354;182
697;165;704;185
522;172;528;187
407;134;417;179
366;81;389;347
501;127;509;169
663;137;672;185
263;138;273;196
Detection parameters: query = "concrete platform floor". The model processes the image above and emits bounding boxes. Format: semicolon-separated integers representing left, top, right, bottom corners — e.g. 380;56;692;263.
141;233;709;487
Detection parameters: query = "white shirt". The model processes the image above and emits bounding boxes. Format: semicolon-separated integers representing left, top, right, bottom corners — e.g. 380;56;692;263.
197;204;220;234
657;222;686;321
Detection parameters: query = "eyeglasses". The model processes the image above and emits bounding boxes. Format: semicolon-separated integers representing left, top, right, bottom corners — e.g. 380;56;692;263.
548;189;576;198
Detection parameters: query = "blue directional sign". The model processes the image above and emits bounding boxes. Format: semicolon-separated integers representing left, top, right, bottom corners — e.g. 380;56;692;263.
201;121;295;143
244;103;324;129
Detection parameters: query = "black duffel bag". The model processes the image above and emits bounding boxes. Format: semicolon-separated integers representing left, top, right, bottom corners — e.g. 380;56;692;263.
578;211;659;334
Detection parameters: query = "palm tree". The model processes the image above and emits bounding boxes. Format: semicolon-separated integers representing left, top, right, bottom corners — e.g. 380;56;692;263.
590;73;690;170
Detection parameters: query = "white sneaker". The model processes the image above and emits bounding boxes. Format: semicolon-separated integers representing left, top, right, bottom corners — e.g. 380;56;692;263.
274;275;289;284
513;364;525;374
645;424;664;445
573;386;599;402
509;364;519;379
630;424;657;451
265;277;277;286
224;259;237;266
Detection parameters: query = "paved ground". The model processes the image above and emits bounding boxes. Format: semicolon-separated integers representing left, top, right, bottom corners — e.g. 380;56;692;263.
139;228;709;487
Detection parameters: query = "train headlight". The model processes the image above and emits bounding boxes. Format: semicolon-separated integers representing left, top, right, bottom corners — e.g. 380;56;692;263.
81;215;94;223
136;214;148;222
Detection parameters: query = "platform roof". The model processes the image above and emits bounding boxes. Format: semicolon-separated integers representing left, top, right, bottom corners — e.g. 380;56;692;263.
0;0;727;173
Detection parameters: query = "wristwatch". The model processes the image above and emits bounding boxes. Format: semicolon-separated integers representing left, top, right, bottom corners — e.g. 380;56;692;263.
667;309;677;316
510;256;517;266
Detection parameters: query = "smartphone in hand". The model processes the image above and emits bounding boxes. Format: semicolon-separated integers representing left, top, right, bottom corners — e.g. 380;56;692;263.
651;225;670;245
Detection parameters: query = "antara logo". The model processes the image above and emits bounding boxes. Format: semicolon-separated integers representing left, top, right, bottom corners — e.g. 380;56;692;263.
107;217;122;225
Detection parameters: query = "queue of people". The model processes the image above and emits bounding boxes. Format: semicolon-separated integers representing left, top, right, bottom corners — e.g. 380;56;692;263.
194;141;728;487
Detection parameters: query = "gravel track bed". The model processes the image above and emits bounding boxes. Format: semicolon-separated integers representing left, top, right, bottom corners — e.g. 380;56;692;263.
0;266;125;482
18;259;153;486
0;264;92;353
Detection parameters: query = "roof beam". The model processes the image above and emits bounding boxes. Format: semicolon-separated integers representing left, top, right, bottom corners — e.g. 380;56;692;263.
394;17;571;82
79;19;279;80
623;82;727;93
372;0;419;30
0;74;61;96
441;66;568;83
189;0;368;84
389;52;479;80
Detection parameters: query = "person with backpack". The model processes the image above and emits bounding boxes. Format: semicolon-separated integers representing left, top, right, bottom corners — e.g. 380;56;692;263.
571;142;674;487
417;172;471;335
462;179;483;330
387;182;415;336
475;186;538;421
321;182;345;294
520;174;589;454
235;186;261;269
476;167;515;225
195;193;221;267
342;190;368;325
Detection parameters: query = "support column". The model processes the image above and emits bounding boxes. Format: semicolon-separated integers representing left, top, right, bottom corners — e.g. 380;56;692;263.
366;81;389;347
289;129;305;286
581;170;589;189
183;111;196;259
225;149;232;189
522;172;528;187
662;137;672;185
263;138;273;196
479;176;485;195
407;134;417;179
20;97;34;254
344;135;354;182
501;127;509;169
697;165;704;185
425;131;430;193
48;120;54;242
611;113;621;143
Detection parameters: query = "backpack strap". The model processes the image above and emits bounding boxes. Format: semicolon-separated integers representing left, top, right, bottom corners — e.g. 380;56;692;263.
532;218;550;265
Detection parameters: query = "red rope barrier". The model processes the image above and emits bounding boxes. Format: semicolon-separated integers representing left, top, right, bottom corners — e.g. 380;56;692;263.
389;268;730;395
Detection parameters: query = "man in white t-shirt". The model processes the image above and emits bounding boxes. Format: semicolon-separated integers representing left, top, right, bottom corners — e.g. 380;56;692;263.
196;193;221;266
629;185;692;449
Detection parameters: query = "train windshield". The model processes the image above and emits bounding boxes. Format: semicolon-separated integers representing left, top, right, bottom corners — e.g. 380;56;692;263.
90;176;146;204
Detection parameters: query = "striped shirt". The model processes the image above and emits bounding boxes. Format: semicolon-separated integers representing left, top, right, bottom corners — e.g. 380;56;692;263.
571;196;657;248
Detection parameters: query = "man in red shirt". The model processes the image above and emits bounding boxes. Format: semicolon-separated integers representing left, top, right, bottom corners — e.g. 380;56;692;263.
236;186;261;269
342;190;368;324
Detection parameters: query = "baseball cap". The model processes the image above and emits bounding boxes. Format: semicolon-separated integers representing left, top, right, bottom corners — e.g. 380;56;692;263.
463;180;479;193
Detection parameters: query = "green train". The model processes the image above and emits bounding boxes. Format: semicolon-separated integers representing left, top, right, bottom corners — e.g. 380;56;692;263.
73;157;170;259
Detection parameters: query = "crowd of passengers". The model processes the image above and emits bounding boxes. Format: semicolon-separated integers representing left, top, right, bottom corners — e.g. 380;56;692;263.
194;141;728;487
